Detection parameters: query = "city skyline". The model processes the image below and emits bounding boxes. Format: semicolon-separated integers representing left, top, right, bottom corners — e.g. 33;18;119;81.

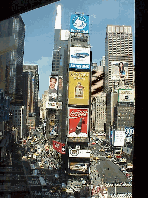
21;0;135;98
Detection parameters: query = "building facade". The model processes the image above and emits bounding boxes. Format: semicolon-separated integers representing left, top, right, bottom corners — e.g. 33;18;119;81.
105;25;134;92
23;64;39;127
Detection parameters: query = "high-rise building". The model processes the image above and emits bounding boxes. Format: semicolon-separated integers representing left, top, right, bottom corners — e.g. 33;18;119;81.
52;5;69;72
0;15;25;103
105;25;134;92
23;64;39;127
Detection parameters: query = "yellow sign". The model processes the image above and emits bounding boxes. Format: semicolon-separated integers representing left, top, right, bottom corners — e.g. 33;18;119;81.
68;71;89;105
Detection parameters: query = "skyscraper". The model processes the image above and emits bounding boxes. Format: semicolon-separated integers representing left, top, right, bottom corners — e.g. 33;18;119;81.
0;15;25;103
105;25;134;92
23;64;39;127
52;4;69;72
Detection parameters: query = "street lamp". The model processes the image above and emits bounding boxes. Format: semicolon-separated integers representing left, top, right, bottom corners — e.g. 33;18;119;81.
114;176;117;196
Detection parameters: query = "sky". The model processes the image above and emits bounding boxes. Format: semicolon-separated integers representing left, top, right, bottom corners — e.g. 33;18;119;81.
21;0;135;99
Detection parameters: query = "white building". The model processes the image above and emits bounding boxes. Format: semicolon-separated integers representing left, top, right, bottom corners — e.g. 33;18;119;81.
10;105;27;140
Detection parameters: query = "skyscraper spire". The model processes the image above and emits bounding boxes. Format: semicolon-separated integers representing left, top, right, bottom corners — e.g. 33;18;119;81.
55;4;61;30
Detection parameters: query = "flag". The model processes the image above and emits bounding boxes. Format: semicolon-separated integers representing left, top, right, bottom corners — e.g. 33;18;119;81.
53;140;65;154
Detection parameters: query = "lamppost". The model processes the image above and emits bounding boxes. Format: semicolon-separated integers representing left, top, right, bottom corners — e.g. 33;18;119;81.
114;176;117;196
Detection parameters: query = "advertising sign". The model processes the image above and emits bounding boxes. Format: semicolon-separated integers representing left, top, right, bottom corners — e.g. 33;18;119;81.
58;76;63;101
114;131;125;146
69;47;90;70
111;61;128;80
70;14;89;34
118;89;134;102
68;71;89;105
68;108;89;137
61;30;70;40
69;149;90;158
53;140;65;154
49;76;58;100
69;162;89;174
46;101;57;109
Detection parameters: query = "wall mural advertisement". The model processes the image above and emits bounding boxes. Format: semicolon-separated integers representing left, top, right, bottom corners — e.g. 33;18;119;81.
49;76;58;101
69;47;90;70
68;108;89;137
111;61;128;80
70;14;89;34
68;71;89;105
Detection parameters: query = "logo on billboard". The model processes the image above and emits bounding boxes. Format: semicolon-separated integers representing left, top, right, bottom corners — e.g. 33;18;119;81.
71;53;89;59
70;14;89;33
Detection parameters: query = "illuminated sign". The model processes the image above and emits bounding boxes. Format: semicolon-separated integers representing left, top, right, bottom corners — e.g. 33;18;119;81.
111;61;128;80
114;131;125;146
118;89;134;102
68;108;89;138
69;162;89;174
69;47;90;70
70;14;89;34
68;71;89;105
69;149;90;158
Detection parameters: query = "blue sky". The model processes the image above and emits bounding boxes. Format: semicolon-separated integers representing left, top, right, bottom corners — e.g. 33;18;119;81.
21;0;135;99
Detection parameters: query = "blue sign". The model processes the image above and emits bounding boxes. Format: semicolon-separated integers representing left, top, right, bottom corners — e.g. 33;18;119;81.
125;127;134;137
70;14;89;34
69;63;90;70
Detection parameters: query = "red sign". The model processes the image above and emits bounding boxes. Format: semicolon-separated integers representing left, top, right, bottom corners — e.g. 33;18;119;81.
68;108;88;137
53;140;65;154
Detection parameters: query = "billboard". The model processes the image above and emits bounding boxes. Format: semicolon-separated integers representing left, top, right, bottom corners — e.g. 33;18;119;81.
69;47;90;70
111;61;128;80
70;14;89;34
68;108;89;137
68;71;89;105
49;76;58;100
69;162;89;174
69;149;90;158
53;140;65;154
118;89;134;102
114;131;125;146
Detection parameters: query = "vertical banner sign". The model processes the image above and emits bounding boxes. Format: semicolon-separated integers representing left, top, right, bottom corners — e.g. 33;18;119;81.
68;71;89;105
68;108;89;137
70;14;89;34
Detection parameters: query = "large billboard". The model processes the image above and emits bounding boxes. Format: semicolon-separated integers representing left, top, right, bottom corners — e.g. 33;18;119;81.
69;47;90;70
69;162;89;174
68;108;89;138
114;131;125;146
70;14;89;34
69;149;90;158
111;61;128;80
118;89;134;102
49;76;58;101
68;71;89;105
